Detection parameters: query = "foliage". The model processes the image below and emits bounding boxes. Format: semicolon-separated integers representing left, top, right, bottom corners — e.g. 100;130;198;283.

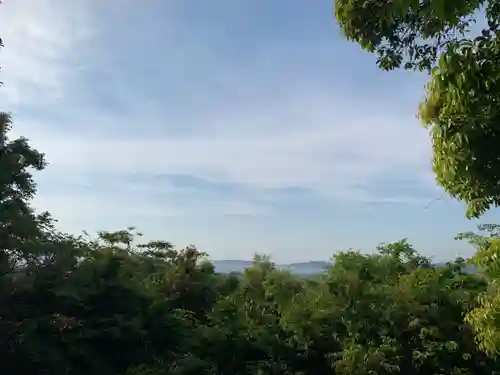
457;224;500;356
1;115;499;373
334;0;500;217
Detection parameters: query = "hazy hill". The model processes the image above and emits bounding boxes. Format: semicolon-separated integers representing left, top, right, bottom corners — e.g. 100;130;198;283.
211;260;477;275
211;260;333;275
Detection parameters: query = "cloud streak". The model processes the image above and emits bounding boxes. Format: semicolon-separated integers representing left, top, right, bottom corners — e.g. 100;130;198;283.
32;115;433;194
0;0;460;262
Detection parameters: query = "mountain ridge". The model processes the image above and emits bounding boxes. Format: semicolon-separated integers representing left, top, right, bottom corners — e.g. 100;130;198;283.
211;260;332;275
210;260;475;275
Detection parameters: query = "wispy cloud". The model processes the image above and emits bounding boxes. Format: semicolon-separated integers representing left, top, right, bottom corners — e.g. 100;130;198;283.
1;0;434;210
0;0;465;261
32;109;433;193
0;0;94;108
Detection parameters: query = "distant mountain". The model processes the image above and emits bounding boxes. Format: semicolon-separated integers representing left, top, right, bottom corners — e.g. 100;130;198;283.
435;262;478;274
211;260;332;275
211;260;478;276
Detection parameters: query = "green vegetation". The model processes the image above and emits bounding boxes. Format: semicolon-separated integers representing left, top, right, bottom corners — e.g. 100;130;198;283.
334;0;500;357
0;113;499;373
334;0;500;219
2;1;500;373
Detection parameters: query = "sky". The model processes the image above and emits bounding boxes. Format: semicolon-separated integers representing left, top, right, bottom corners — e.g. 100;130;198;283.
1;0;498;263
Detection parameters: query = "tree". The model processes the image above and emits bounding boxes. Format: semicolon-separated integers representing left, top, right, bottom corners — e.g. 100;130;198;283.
334;2;500;354
457;224;500;356
334;0;500;218
0;112;55;273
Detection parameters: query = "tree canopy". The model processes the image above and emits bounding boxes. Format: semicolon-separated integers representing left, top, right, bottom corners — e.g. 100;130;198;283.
334;0;500;358
335;0;500;218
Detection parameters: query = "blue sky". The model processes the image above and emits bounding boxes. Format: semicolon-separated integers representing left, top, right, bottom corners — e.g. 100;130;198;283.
1;0;497;262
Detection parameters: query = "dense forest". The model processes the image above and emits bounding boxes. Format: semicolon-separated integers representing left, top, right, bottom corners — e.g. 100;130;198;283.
2;1;500;374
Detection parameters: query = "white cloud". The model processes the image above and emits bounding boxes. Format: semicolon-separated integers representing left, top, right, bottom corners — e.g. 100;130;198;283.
0;0;94;108
27;103;433;197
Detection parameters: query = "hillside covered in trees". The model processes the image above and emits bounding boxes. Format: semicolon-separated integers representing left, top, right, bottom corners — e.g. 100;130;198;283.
3;0;500;374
